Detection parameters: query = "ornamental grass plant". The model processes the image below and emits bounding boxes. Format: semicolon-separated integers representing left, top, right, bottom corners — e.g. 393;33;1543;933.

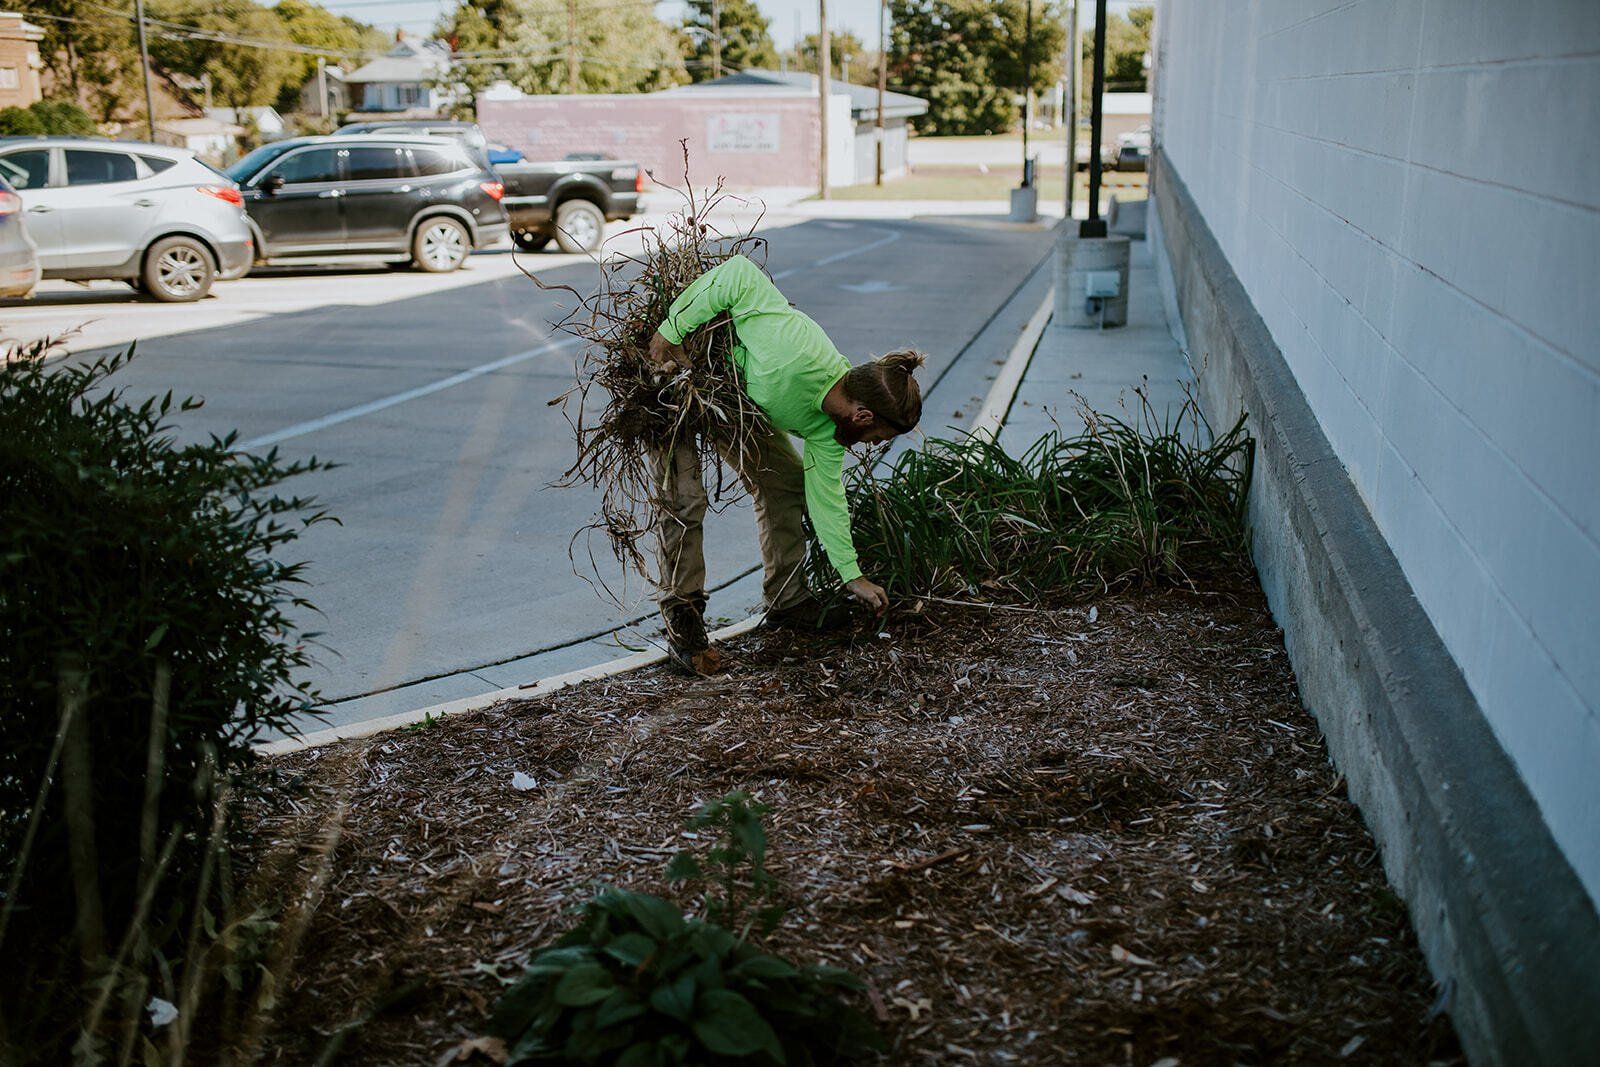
809;390;1255;603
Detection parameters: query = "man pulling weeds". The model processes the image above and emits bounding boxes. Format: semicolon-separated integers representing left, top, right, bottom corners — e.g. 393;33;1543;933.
647;254;924;673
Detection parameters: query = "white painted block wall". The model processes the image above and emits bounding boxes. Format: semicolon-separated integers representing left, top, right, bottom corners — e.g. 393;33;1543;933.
1154;0;1600;901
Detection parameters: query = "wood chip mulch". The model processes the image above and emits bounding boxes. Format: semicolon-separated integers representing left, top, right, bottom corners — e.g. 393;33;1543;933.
245;576;1462;1065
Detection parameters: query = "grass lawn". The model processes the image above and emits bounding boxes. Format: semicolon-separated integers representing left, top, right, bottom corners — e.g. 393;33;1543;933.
828;164;1147;203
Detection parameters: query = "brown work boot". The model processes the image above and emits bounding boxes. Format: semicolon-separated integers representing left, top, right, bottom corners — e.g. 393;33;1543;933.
763;595;854;633
664;603;714;674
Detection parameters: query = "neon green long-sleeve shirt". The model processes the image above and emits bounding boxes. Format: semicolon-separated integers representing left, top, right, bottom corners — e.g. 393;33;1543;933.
657;255;862;584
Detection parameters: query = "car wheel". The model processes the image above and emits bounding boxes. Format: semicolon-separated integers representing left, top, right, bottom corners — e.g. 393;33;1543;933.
142;236;214;302
411;216;471;273
553;200;604;254
512;229;551;253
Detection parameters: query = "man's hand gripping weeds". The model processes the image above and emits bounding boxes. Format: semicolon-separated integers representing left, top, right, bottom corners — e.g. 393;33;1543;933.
846;576;888;616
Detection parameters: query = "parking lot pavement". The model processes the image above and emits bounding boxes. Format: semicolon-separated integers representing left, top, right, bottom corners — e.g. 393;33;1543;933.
2;249;522;353
0;196;809;354
18;208;1058;728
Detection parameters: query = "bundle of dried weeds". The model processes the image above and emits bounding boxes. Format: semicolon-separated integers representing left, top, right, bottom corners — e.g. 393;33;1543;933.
535;150;775;602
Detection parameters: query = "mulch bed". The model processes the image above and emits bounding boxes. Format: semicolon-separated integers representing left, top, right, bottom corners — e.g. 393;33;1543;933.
245;575;1461;1065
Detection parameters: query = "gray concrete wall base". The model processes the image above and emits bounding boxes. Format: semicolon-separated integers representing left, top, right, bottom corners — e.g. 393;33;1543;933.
1151;150;1600;1065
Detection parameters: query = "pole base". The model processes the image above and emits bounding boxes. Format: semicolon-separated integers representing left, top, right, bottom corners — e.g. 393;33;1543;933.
1009;185;1039;223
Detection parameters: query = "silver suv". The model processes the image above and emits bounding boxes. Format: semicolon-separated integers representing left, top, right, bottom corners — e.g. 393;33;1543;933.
0;137;253;302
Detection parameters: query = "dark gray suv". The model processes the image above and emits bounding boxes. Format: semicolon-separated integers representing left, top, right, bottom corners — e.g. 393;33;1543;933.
224;135;509;272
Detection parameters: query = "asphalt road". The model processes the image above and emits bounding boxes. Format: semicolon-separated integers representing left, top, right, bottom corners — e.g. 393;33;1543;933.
8;211;1055;716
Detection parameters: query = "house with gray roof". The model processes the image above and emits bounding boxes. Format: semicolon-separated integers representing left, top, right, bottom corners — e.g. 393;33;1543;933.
344;34;452;117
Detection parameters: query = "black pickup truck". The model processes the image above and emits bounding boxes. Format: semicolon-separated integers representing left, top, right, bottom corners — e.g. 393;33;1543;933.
336;122;641;254
496;158;643;253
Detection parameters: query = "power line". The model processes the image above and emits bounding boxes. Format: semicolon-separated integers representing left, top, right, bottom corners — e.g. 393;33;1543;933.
29;0;691;61
23;1;722;82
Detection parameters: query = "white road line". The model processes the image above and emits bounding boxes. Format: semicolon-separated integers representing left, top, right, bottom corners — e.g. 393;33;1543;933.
770;227;902;280
239;335;583;449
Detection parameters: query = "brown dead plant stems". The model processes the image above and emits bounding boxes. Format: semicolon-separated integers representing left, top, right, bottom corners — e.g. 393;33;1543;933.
529;146;776;604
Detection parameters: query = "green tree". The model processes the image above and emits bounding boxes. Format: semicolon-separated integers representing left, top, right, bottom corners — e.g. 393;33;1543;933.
271;0;389;113
990;0;1066;99
680;0;777;82
1082;6;1151;92
0;99;99;136
435;0;688;109
26;1;142;124
889;0;1066;136
789;30;870;83
147;0;297;110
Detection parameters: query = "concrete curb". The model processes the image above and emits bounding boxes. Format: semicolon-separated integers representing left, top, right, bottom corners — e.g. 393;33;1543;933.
969;285;1055;442
258;615;767;755
257;271;1057;756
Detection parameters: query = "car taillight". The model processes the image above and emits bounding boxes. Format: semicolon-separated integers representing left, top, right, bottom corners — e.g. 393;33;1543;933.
198;185;243;206
635;169;645;193
0;190;19;216
479;180;504;201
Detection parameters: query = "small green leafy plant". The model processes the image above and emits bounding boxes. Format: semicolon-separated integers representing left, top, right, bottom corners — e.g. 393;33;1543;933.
664;791;783;938
486;793;883;1065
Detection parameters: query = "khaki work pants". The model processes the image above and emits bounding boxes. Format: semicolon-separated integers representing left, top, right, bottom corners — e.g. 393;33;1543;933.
652;424;810;615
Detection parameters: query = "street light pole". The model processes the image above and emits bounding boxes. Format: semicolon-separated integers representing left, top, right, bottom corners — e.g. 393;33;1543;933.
1065;0;1077;218
711;0;722;79
567;0;580;92
134;0;156;141
1021;0;1033;186
875;0;886;185
1079;0;1108;238
818;0;830;199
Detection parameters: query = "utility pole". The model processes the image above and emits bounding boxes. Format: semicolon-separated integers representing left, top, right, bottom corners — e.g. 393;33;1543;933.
875;0;887;186
1080;0;1108;237
711;0;722;79
134;0;156;141
1021;0;1033;186
1065;0;1078;217
317;56;329;120
818;0;830;199
567;0;579;93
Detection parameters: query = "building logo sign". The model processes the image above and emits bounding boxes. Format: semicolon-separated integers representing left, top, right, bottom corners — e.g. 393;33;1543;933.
707;113;780;153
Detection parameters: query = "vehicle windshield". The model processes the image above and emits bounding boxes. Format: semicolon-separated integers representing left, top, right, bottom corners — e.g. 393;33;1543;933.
224;142;300;182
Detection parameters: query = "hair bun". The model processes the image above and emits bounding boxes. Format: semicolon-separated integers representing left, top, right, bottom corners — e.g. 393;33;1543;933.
879;348;927;374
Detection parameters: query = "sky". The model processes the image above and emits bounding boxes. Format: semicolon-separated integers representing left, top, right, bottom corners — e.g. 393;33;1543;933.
313;0;1145;54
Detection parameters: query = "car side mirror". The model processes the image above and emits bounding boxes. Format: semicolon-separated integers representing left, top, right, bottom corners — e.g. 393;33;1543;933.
262;174;285;195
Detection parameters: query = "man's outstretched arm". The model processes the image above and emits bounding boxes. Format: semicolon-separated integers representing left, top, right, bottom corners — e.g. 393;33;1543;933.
803;436;889;615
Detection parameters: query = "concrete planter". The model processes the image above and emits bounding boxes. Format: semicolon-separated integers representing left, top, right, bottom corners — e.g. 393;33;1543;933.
1054;233;1131;328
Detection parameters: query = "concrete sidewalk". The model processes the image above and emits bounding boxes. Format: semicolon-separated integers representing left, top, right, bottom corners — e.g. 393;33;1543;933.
1001;233;1197;452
